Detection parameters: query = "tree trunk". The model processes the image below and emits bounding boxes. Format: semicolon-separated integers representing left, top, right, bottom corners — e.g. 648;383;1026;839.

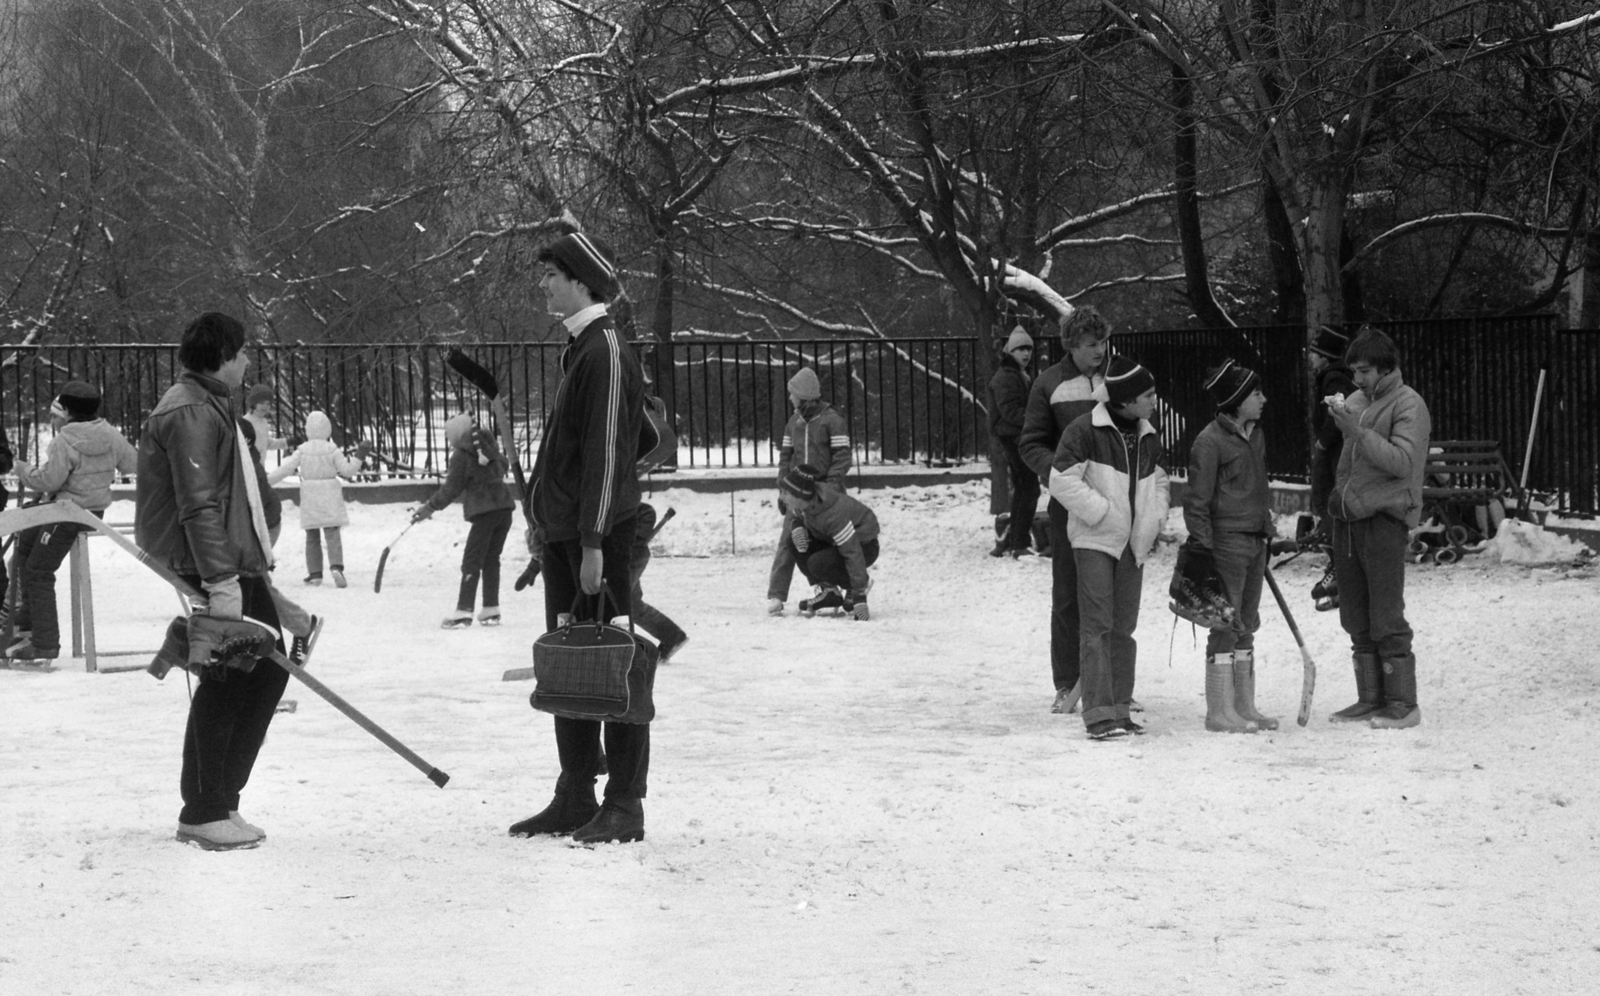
1263;171;1304;325
1173;63;1232;328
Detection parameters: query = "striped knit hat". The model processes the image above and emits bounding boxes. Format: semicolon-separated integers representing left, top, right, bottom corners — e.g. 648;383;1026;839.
537;231;618;300
780;463;822;500
1204;359;1259;412
1104;355;1156;407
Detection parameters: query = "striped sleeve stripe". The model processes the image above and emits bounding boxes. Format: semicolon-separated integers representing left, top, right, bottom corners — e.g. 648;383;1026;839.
832;522;855;545
781;435;793;447
594;327;623;532
830;436;850;446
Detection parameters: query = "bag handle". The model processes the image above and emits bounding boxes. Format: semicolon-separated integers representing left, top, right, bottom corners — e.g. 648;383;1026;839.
563;581;634;637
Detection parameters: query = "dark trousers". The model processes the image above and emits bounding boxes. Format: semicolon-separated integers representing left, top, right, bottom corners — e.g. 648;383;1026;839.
1075;545;1142;726
457;508;513;611
629;504;684;648
1205;531;1266;657
1332;514;1413;659
543;513;648;801
13;518;95;655
1047;500;1082;691
791;536;879;592
998;437;1039;551
179;575;286;825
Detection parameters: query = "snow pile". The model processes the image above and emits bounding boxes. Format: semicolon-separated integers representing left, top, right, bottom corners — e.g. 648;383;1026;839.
1487;518;1590;565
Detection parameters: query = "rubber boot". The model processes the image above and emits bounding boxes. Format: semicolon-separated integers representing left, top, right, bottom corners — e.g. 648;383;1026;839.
1329;652;1383;722
508;772;600;837
1232;648;1279;731
1205;654;1257;733
1370;653;1421;729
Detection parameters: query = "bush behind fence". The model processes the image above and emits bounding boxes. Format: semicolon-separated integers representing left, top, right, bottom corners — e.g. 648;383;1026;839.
4;316;1596;514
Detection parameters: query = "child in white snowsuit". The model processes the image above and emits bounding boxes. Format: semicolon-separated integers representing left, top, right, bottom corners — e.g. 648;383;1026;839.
412;412;516;628
767;367;851;615
1181;360;1282;733
9;381;138;663
268;411;363;587
1049;356;1169;740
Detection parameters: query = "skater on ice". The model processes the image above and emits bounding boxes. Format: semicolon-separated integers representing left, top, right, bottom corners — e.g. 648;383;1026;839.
268;410;365;587
766;365;851;616
411;411;516;628
1048;355;1169;740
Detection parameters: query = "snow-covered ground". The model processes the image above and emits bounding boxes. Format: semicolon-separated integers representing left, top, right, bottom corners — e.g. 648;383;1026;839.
3;481;1598;995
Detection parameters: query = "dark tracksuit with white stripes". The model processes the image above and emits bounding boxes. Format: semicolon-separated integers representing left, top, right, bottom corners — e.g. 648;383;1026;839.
529;311;647;801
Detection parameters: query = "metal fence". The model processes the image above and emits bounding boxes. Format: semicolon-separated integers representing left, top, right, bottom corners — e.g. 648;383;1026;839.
5;318;1597;514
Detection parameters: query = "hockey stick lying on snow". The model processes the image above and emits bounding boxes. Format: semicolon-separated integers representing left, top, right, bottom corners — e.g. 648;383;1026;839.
1263;566;1316;727
373;521;417;594
3;502;450;787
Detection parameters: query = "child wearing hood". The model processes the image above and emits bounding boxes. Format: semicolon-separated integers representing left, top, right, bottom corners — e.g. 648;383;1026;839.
10;381;138;663
411;412;516;628
268;411;364;587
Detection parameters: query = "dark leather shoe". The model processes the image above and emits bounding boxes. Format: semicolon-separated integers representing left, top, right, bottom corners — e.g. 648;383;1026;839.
571;798;644;845
509;778;599;837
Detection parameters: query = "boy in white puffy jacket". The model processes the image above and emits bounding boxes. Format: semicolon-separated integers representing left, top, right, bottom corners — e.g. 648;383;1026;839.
1048;357;1169;741
267;411;363;587
9;381;138;663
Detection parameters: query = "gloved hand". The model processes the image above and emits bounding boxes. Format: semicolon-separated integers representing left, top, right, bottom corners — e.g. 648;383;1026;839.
202;576;243;621
525;524;546;558
411;504;434;523
791;527;810;552
513;559;542;592
844;593;870;621
1269;537;1299;556
1178;539;1215;585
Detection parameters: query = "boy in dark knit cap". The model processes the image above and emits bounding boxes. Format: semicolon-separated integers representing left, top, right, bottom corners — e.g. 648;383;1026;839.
779;463;879;619
10;381;138;663
1180;360;1288;733
766;367;851;615
1048;356;1169;740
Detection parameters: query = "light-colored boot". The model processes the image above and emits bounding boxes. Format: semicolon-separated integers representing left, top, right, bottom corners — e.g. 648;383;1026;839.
228;811;266;840
1205;653;1257;733
1232;649;1279;730
176;819;261;851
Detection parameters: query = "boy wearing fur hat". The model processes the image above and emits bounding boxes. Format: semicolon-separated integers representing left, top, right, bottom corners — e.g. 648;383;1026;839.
1019;306;1113;714
411;413;516;628
987;327;1039;557
268;411;364;588
1325;328;1431;729
1179;360;1285;733
9;381;138;663
778;464;879;619
766;367;851;615
1049;356;1169;740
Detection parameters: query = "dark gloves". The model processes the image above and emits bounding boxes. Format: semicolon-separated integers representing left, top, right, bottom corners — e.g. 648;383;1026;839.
513;559;542;592
1177;539;1216;586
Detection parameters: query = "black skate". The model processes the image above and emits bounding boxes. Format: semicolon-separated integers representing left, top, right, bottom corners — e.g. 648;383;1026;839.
1168;575;1237;630
1311;564;1339;611
799;585;844;617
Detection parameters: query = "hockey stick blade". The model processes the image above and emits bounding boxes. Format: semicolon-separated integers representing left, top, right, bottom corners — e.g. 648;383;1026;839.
446;348;500;399
374;547;391;593
1263;567;1316;727
647;505;676;542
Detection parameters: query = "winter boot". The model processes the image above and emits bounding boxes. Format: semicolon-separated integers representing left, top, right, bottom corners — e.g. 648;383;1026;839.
508;773;600;837
1205;653;1257;733
1370;654;1421;729
330;566;347;589
571;797;645;845
1051;679;1082;715
176;819;260;851
766;598;785;616
1329;652;1383;722
1232;648;1280;730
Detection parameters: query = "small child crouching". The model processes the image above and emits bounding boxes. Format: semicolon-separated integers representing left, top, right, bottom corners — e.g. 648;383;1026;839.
1048;357;1169;740
412;412;516;628
778;464;878;620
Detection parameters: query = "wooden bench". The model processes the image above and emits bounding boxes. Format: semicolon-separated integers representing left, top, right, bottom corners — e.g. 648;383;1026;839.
1420;439;1521;552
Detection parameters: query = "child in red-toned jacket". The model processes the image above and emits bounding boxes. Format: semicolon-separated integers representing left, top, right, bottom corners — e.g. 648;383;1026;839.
1048;357;1169;741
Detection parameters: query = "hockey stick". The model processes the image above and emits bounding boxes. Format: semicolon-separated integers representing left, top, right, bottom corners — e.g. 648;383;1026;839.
649;506;676;541
373;521;417;594
27;502;450;787
1263;566;1316;727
